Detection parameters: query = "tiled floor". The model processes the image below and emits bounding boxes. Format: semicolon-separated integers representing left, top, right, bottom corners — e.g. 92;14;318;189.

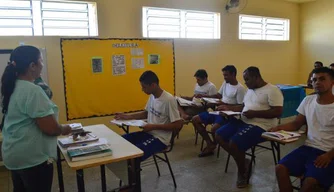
1;118;333;192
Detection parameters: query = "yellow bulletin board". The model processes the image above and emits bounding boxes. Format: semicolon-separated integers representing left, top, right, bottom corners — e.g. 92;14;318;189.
61;38;175;120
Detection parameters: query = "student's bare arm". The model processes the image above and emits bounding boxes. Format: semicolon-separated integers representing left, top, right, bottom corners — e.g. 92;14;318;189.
328;149;334;160
202;93;222;99
115;111;148;120
243;106;283;119
181;96;194;101
143;120;183;132
269;114;306;132
314;148;334;168
217;104;244;112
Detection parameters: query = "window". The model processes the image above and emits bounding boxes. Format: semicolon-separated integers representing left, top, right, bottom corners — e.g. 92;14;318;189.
142;7;220;39
0;0;98;36
0;1;34;36
239;15;289;41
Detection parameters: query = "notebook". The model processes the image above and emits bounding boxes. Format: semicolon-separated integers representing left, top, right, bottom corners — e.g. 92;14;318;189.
262;130;301;142
110;119;147;127
202;97;221;104
209;111;241;116
69;123;84;134
58;133;99;148
176;97;196;106
67;142;112;162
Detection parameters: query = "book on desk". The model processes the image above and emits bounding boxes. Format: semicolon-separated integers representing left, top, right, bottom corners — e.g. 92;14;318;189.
262;130;301;143
67;138;112;162
58;133;99;148
69;123;84;133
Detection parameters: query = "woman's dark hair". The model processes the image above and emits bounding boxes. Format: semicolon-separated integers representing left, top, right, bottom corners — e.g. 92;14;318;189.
1;46;40;116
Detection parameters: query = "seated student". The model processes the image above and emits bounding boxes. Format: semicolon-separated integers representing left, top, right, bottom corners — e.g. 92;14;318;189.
34;77;53;99
178;69;217;120
215;66;283;188
330;63;334;70
272;67;334;192
115;71;183;161
307;61;323;88
192;65;246;157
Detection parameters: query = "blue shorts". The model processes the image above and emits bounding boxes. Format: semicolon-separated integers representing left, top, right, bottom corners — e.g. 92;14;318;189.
215;118;265;151
279;145;334;190
122;132;167;161
198;112;225;125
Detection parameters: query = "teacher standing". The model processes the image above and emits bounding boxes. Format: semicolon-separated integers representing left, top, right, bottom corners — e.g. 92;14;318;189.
1;45;71;192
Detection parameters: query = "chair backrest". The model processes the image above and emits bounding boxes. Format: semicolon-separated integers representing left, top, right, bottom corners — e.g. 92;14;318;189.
165;123;184;153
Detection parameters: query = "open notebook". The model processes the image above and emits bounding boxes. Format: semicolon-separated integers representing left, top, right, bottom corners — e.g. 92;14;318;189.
262;130;301;142
111;119;147;127
209;111;241;116
201;97;221;104
176;97;195;106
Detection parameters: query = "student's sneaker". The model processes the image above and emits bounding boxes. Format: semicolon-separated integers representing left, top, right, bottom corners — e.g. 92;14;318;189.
198;151;214;157
198;145;216;158
236;173;248;188
236;158;252;188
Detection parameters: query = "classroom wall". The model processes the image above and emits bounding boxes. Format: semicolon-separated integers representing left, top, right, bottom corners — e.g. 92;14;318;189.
300;0;334;83
0;0;300;128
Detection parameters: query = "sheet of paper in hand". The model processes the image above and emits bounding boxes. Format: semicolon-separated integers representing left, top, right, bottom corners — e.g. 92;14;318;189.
111;119;147;127
209;111;241;116
202;97;220;104
176;97;195;106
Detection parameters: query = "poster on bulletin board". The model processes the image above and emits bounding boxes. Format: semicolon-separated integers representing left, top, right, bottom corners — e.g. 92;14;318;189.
61;38;175;120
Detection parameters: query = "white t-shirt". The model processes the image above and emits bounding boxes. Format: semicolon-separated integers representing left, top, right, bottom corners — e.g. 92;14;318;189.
194;81;217;96
218;82;246;105
297;95;334;152
145;90;182;145
241;83;284;131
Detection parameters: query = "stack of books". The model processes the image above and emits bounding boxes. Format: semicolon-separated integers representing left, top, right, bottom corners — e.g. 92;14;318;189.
67;138;112;161
58;123;113;161
58;133;99;148
69;123;84;134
